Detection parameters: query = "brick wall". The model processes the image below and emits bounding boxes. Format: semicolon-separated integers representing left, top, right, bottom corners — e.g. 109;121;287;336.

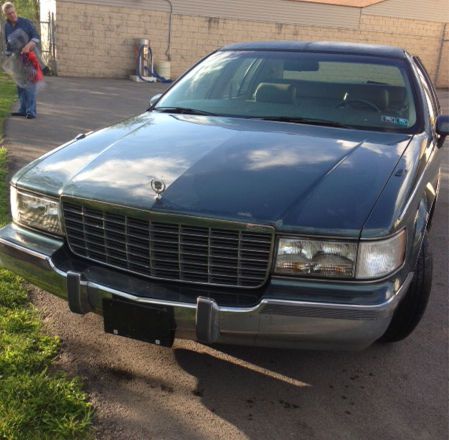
53;2;448;87
55;3;169;77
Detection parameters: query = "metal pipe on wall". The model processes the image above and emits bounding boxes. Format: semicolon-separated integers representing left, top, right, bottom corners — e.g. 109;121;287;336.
160;0;173;62
435;22;448;86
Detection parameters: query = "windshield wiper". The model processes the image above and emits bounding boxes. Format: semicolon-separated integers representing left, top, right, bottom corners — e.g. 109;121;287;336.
258;116;352;129
154;107;218;116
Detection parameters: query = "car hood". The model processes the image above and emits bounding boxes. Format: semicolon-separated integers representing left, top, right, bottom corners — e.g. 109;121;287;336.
17;112;412;237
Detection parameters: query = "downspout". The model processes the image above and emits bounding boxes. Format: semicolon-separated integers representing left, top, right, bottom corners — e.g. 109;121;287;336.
161;0;173;61
435;22;447;86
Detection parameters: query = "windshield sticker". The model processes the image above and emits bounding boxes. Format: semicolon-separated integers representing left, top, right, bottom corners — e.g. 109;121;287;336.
381;115;409;127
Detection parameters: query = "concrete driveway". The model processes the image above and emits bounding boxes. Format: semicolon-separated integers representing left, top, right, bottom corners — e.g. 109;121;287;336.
4;77;449;440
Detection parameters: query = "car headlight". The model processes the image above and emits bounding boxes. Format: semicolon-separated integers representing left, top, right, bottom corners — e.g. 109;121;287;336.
275;238;357;278
10;186;63;235
275;230;406;280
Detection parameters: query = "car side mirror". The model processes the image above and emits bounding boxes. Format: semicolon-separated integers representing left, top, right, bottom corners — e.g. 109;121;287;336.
436;115;449;147
149;93;163;108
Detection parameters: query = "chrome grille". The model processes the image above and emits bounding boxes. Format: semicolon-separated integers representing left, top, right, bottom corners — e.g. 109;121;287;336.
62;201;274;288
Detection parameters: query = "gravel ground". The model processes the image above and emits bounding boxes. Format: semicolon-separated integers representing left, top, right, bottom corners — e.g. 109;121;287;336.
5;78;449;440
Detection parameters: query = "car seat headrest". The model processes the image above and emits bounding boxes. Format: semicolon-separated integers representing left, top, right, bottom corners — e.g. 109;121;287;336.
255;82;296;104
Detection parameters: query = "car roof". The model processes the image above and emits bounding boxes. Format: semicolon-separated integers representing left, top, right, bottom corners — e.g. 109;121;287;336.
220;41;408;59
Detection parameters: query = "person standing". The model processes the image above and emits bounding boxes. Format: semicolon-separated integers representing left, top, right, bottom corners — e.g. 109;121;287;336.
2;1;40;119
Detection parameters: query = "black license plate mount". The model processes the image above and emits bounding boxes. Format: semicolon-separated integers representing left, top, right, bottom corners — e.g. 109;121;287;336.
103;298;175;347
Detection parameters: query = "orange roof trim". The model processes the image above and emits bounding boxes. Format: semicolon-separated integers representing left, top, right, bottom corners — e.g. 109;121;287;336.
287;0;387;7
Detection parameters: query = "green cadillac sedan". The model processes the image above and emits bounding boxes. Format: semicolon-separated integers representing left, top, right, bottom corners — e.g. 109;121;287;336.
1;41;448;350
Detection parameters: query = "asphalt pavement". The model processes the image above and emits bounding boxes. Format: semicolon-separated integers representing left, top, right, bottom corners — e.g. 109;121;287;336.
4;77;449;440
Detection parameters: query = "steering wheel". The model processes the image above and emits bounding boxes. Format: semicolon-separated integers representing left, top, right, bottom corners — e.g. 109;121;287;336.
337;99;382;114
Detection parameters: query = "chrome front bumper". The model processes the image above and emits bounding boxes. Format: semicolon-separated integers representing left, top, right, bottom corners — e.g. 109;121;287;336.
0;224;413;350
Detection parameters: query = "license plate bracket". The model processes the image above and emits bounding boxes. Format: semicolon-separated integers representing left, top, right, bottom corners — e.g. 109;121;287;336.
103;298;175;347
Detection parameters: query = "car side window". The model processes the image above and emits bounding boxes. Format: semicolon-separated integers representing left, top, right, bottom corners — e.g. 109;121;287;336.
414;70;436;126
422;81;436;123
415;58;440;112
413;57;440;120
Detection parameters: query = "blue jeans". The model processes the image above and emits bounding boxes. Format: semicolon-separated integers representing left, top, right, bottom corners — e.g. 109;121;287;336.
17;84;37;117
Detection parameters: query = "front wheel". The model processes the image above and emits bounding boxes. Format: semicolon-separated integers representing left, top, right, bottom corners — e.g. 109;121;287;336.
379;234;432;343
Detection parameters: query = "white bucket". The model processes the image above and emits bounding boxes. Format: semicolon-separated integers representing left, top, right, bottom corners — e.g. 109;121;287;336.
157;61;171;80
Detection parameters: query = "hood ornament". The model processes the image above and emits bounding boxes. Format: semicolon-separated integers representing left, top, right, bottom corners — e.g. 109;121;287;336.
150;178;166;200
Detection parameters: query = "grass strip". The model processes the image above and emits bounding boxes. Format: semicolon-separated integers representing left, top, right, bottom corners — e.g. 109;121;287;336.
0;75;17;141
0;73;93;438
0;148;8;223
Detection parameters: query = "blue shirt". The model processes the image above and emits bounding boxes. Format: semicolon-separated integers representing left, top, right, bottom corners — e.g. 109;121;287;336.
4;17;39;45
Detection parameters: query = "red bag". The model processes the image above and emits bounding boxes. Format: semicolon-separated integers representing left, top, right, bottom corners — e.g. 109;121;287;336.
21;51;43;83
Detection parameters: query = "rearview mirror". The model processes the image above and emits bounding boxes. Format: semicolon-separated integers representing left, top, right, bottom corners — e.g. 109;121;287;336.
149;93;163;108
284;58;319;72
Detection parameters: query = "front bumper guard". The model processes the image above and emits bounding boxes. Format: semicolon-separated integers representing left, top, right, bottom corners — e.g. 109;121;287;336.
0;224;413;350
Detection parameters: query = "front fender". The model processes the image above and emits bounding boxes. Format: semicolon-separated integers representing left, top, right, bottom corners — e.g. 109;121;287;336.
361;132;440;274
410;198;430;264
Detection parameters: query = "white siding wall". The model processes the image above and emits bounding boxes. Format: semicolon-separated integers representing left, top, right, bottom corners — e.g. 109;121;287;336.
364;0;449;23
57;0;362;28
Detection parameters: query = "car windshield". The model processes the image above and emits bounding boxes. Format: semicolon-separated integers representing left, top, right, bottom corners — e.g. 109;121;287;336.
155;50;418;132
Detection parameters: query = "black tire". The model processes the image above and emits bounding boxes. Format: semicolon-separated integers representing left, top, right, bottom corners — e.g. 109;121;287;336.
379;234;433;343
